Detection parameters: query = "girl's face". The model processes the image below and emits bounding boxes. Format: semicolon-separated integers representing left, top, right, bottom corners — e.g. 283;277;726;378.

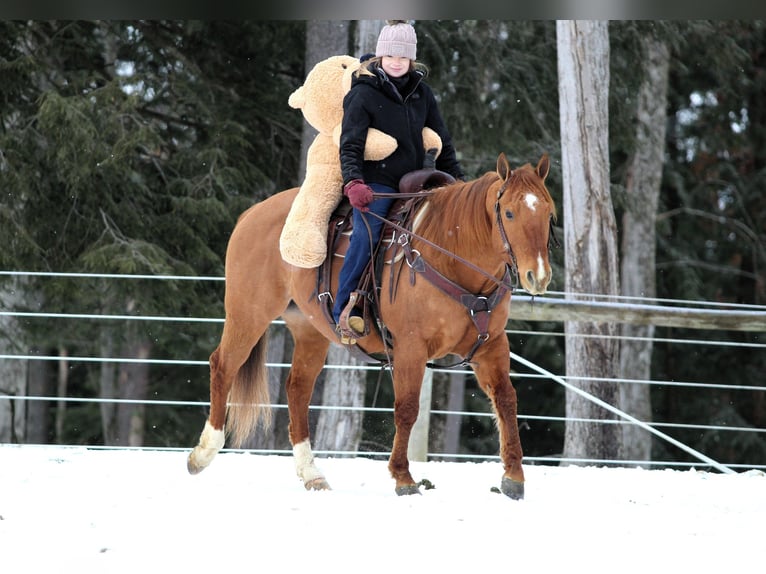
381;56;411;78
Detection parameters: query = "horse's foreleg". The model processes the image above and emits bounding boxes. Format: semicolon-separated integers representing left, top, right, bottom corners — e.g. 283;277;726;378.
292;438;330;491
284;319;331;491
473;340;525;500
388;359;427;496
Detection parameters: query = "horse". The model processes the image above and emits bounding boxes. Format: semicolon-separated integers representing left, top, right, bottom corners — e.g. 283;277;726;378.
187;152;556;500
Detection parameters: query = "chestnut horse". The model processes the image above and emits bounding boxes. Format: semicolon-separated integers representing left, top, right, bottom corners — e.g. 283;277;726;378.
187;153;555;500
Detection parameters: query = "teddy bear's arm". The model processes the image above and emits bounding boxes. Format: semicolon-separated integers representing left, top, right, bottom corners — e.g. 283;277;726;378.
332;124;398;161
422;127;442;158
332;125;443;163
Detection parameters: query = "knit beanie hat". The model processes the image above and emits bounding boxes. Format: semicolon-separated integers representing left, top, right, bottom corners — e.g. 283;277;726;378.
376;20;417;60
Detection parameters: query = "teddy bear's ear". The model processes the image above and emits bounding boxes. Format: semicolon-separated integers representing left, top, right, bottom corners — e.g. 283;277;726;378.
288;86;305;109
341;63;358;94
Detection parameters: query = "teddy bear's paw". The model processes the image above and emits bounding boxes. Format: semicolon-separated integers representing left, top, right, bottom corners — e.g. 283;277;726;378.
279;229;328;268
282;249;326;268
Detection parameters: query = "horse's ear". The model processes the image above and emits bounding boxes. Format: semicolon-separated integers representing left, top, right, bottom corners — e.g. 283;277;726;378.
496;152;511;181
536;154;550;181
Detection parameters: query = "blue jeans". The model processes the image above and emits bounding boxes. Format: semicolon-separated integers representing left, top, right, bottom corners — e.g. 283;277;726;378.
333;183;397;323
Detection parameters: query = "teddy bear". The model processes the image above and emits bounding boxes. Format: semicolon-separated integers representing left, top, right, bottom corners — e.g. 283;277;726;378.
279;54;442;268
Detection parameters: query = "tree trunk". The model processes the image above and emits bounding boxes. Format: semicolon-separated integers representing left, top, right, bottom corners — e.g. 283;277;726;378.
312;20;376;454
557;20;621;464
115;337;151;447
297;20;351;182
55;348;68;444
619;36;670;463
99;328;119;445
408;367;432;461
355;20;384;57
313;356;366;451
99;298;152;447
361;17;437;460
25;347;52;443
0;278;27;443
427;367;465;461
443;371;466;460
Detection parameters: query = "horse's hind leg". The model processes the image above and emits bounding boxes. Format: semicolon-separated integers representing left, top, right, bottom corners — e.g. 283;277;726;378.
283;311;332;490
187;315;268;474
473;338;525;500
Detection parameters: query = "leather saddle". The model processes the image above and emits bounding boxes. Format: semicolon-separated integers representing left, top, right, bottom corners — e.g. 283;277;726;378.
315;167;456;349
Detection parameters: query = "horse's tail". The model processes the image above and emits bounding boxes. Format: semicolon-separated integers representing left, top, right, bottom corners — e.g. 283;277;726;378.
226;332;272;448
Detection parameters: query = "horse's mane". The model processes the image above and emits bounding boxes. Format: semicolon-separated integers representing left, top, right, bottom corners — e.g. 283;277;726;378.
414;164;555;272
414;172;497;272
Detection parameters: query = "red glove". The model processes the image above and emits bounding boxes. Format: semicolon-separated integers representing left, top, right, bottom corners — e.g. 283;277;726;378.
344;179;374;212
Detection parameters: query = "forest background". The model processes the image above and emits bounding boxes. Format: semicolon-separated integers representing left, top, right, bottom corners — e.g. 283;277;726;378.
0;20;764;468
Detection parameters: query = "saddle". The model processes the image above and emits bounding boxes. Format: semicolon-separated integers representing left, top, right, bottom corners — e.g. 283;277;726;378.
315;167;456;352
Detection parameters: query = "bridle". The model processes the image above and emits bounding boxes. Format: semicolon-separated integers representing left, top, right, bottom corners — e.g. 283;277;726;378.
493;172;560;259
492;175;520;287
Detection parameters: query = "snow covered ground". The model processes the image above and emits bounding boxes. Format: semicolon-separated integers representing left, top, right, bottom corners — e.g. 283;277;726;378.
1;445;763;574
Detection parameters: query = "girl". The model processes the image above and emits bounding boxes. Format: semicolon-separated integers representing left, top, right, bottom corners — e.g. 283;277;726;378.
334;20;465;341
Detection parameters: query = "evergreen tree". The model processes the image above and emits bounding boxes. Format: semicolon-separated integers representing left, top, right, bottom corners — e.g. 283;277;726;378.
0;21;305;445
653;20;766;465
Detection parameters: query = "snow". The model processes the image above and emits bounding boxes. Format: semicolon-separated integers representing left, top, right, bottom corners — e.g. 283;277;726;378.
1;445;763;573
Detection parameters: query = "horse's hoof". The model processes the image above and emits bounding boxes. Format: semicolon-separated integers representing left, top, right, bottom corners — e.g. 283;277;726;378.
186;453;206;475
395;484;422;496
187;423;224;475
500;476;525;500
304;477;332;491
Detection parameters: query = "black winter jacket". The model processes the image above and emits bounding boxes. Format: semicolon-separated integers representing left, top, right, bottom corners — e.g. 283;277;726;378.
339;66;464;189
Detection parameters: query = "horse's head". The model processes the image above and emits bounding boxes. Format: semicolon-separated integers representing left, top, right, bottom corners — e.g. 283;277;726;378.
491;153;556;295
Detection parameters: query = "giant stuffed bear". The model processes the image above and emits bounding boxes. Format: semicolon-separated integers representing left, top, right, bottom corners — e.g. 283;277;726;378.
279;54;442;268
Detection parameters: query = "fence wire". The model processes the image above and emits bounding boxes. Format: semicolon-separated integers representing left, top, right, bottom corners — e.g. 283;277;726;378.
1;270;764;471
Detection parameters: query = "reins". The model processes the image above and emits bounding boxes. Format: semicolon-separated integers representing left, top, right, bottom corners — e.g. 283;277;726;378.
367;184;519;293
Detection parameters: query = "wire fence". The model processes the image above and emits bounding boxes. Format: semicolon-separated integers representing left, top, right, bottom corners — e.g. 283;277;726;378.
1;270;764;471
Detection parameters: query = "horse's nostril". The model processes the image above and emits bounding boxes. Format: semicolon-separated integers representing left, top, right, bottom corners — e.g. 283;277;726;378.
526;270;535;284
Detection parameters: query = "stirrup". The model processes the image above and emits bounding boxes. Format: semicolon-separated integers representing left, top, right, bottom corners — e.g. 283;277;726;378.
337;292;366;345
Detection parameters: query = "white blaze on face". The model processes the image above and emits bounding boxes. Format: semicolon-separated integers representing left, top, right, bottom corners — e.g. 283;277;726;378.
524;192;539;212
536;253;547;281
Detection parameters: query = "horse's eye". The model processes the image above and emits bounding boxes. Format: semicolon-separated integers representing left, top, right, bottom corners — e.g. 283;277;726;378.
505;210;514;220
